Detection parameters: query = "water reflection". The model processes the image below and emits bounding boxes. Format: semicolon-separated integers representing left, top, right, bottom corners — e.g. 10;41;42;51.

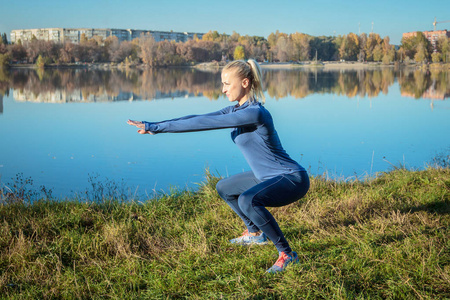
399;69;450;100
0;67;449;104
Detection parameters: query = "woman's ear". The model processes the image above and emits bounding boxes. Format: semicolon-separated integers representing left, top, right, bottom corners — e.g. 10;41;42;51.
242;78;250;88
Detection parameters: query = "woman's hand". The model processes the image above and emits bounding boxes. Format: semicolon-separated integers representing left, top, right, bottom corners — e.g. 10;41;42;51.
127;119;154;135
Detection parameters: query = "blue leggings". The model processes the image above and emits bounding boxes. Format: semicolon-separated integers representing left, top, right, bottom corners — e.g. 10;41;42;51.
216;170;309;253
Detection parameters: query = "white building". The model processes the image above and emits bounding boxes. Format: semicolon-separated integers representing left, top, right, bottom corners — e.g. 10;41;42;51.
10;28;204;44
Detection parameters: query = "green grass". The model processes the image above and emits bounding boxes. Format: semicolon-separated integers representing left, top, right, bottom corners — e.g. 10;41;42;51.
0;167;449;299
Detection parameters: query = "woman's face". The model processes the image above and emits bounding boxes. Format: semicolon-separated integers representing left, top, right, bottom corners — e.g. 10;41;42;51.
221;69;250;105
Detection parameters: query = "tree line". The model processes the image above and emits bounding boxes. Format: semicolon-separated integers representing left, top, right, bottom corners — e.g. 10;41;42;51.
1;30;449;68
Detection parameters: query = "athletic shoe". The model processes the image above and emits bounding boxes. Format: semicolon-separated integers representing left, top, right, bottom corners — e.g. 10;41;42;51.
266;251;299;273
229;229;268;245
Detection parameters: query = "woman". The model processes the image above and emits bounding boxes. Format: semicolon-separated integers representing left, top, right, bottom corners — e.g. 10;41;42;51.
127;59;309;273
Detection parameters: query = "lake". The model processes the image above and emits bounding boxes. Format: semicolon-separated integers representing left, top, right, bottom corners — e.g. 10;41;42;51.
0;66;449;199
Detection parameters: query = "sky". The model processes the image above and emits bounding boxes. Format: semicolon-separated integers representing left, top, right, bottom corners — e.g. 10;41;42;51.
1;0;449;45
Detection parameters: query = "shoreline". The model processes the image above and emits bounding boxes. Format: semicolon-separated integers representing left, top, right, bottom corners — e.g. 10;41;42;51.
7;61;450;71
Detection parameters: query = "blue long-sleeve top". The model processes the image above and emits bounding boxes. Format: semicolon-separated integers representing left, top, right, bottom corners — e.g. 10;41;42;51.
143;101;305;181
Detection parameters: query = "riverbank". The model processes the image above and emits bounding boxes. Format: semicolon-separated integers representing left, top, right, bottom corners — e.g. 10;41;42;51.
8;61;450;71
1;167;449;299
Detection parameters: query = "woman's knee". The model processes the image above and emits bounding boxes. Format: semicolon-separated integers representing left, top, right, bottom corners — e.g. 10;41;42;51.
216;179;226;198
237;193;255;216
216;177;234;200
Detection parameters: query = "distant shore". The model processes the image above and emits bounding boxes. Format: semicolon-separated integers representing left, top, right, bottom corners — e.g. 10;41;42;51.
8;61;450;71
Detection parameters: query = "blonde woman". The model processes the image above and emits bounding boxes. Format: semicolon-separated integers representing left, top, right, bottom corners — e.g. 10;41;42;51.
128;59;309;273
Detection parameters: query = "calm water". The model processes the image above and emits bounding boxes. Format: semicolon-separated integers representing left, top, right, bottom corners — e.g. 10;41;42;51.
0;67;449;199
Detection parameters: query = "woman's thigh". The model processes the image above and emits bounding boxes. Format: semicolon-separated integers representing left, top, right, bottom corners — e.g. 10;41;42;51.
240;171;309;208
216;171;261;199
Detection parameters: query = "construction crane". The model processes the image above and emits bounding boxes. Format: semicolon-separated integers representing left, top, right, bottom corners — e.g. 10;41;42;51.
433;17;450;31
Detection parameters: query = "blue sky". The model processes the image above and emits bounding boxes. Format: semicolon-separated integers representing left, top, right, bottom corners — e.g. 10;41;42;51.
1;0;449;45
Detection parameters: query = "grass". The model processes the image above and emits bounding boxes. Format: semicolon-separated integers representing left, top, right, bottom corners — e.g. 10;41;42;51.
0;167;449;299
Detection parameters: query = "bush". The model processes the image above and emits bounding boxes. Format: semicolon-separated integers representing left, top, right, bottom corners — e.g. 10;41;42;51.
0;53;10;68
35;55;52;68
431;52;442;63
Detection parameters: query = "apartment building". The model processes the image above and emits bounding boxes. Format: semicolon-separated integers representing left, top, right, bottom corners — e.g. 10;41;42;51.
402;29;450;50
10;28;204;44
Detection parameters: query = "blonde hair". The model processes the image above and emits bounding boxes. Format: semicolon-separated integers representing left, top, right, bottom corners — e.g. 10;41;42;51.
222;59;265;103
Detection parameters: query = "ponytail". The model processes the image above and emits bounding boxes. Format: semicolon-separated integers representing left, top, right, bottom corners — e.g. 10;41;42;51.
223;59;265;103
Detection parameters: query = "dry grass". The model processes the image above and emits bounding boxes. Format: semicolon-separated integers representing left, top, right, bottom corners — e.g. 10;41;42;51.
0;167;449;299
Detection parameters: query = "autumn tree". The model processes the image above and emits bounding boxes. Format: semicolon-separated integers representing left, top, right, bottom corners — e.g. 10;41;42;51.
25;40;60;63
80;33;88;44
233;45;245;60
414;43;427;63
437;36;450;62
290;32;310;61
401;32;432;61
431;52;441;63
365;33;382;61
35;54;52;68
358;33;367;61
0;41;10;68
339;33;360;61
372;44;383;62
0;52;10;68
267;30;287;62
202;30;221;42
138;34;157;66
59;42;75;63
110;40;137;63
155;40;184;66
8;43;27;62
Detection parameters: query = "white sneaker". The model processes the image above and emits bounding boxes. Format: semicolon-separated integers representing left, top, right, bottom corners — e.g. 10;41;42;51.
230;229;268;245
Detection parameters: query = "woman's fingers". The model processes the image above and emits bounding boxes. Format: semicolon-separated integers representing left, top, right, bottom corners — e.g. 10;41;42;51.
128;120;145;129
128;120;152;134
137;129;154;135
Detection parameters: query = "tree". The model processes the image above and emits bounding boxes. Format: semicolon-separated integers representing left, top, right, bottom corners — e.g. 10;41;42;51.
59;42;74;63
358;33;368;62
202;30;221;42
110;40;137;63
8;43;27;62
155;40;183;66
290;32;310;61
365;33;382;61
310;36;339;61
372;44;383;62
230;31;240;43
35;54;51;68
414;43;427;63
401;32;431;61
431;52;441;63
0;43;6;54
339;33;359;61
437;36;450;62
381;37;395;64
138;34;157;66
233;45;245;60
0;53;10;68
80;33;88;44
26;40;58;63
397;47;406;62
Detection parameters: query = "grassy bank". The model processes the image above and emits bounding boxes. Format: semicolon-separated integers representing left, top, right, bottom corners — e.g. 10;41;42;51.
0;167;449;299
